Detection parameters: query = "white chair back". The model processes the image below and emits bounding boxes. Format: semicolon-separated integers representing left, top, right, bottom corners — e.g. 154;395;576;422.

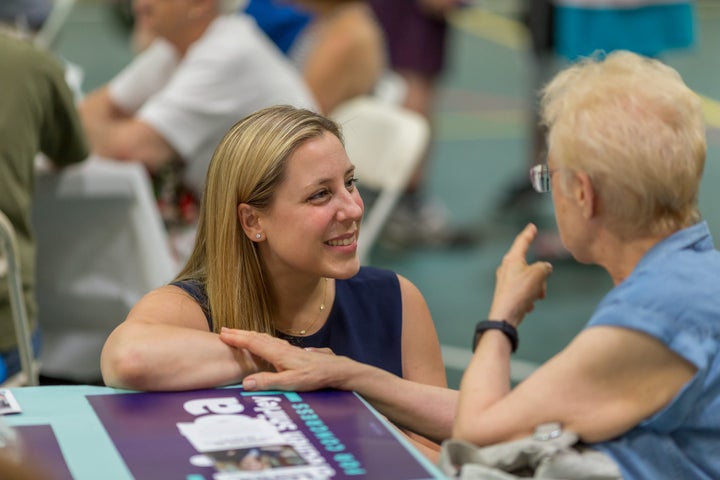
331;96;430;263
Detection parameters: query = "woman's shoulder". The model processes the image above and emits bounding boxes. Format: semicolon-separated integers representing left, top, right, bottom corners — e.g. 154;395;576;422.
168;279;213;330
170;278;206;295
169;279;209;311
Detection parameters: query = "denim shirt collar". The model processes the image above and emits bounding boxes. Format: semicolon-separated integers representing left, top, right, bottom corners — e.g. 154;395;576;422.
636;221;714;270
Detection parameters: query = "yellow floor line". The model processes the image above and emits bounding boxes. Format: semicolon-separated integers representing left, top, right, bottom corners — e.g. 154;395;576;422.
449;7;527;50
701;95;720;129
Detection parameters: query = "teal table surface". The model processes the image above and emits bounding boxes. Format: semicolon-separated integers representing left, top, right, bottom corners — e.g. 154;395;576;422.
3;385;446;480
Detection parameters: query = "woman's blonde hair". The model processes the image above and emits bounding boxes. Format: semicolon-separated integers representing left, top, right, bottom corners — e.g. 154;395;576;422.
541;50;706;238
175;105;342;334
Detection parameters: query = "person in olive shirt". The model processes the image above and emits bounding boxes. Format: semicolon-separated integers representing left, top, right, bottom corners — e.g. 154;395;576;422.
0;31;88;381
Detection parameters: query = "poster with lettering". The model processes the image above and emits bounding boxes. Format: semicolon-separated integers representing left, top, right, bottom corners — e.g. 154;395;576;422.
87;387;442;480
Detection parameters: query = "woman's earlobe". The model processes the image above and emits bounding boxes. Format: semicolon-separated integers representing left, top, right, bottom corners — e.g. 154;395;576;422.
237;203;262;240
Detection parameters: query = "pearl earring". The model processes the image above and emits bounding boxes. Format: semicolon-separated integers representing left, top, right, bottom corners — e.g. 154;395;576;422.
256;233;262;239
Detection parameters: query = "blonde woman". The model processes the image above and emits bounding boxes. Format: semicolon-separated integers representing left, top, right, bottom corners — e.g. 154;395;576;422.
100;106;446;413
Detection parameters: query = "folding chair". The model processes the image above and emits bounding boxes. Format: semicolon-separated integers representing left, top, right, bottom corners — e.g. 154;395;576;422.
0;210;38;386
331;96;430;263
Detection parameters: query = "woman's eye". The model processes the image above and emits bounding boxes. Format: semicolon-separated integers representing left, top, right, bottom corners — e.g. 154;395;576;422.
308;177;357;202
308;189;329;202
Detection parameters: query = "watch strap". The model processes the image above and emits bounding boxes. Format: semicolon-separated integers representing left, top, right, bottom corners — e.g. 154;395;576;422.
472;320;519;353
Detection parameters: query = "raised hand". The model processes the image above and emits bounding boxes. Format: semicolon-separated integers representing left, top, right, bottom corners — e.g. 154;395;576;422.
488;224;553;327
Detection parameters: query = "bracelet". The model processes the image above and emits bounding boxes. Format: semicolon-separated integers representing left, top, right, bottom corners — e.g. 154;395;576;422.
472;320;519;353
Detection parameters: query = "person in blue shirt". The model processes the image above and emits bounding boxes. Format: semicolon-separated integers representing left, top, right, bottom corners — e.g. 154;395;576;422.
505;0;698;261
243;0;385;115
223;51;720;479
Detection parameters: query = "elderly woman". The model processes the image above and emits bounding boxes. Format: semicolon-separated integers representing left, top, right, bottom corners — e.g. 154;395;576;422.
100;106;446;405
454;49;719;476
224;51;720;479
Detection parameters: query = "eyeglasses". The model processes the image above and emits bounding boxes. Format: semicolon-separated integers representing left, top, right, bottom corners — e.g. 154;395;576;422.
529;164;552;193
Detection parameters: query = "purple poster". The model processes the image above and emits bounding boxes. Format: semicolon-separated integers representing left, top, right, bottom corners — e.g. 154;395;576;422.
87;387;438;480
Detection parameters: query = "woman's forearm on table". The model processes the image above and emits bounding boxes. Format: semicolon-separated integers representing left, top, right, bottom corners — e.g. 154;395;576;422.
101;322;256;391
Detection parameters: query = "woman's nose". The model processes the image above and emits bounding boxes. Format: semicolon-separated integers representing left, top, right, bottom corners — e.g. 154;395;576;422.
336;189;364;222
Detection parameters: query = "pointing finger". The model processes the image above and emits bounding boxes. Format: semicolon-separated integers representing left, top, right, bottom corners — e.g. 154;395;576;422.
506;223;538;260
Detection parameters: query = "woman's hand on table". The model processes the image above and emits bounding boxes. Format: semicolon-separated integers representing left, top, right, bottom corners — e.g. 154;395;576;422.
220;329;343;392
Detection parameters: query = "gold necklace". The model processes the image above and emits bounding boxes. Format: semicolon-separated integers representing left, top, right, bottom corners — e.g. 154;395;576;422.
280;278;328;336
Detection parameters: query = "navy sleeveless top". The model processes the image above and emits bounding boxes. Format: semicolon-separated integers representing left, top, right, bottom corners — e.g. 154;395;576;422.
171;266;403;377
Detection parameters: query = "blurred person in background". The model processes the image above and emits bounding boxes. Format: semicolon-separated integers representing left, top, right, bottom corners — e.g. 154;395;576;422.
243;0;385;115
122;0;385;116
0;0;52;32
80;0;317;256
502;0;697;260
368;0;478;249
0;31;88;382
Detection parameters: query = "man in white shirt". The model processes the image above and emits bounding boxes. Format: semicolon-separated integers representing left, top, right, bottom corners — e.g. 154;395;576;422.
80;0;318;195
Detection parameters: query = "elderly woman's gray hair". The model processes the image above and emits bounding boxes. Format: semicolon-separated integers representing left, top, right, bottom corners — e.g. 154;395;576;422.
540;50;706;238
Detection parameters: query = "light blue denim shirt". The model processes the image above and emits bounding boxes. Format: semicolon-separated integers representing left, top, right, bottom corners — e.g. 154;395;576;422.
586;221;720;480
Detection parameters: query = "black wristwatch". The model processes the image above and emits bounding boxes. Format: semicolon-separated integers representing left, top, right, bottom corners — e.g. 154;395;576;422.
472;320;519;353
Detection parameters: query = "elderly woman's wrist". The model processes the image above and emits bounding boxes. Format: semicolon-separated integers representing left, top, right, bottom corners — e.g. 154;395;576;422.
488;306;521;327
472;320;519;353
